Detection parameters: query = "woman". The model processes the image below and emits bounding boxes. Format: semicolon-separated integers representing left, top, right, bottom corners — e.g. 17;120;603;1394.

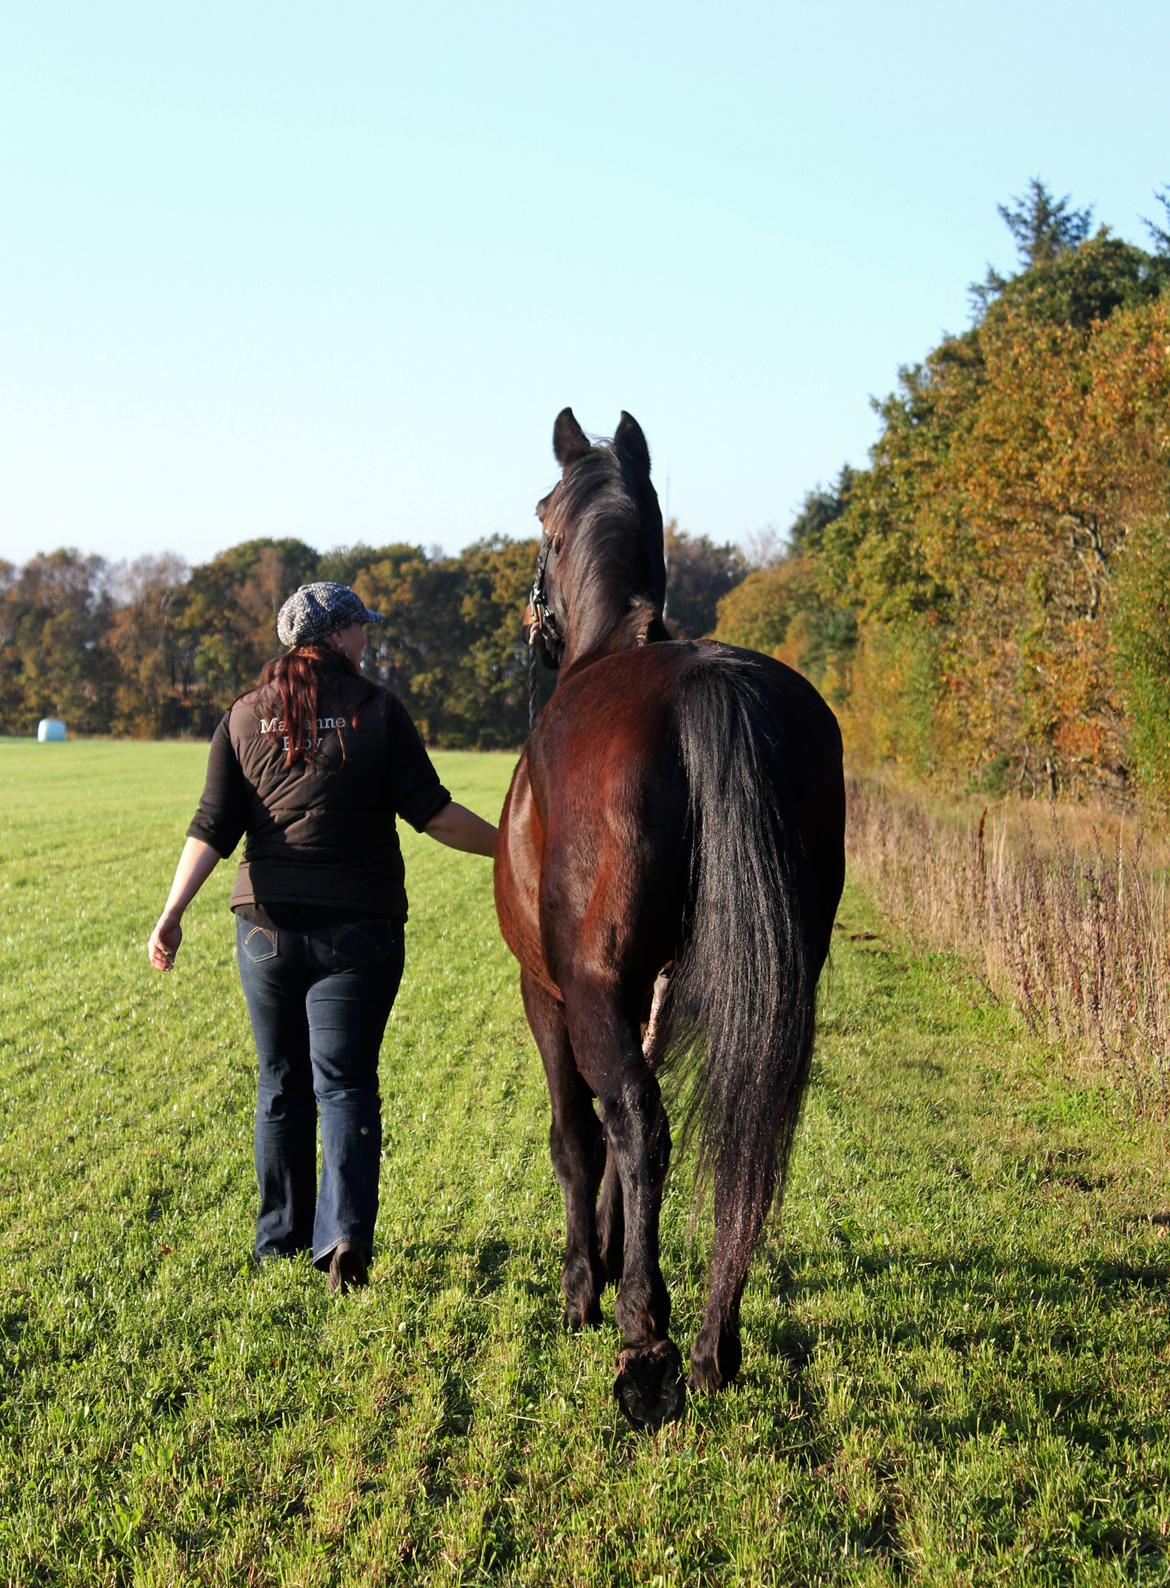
147;581;497;1293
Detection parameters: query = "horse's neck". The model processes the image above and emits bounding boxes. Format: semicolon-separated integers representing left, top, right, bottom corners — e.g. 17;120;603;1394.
560;598;671;676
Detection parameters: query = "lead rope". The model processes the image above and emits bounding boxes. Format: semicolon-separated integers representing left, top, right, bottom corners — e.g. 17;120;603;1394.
528;634;539;731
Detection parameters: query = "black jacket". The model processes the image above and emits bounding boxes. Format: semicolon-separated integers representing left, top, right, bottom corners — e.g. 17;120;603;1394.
187;660;450;921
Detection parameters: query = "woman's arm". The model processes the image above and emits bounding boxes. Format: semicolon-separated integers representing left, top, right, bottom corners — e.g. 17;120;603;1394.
147;837;223;970
423;801;497;857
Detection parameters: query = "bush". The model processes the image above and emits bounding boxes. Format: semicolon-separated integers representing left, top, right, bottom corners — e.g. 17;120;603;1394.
840;616;942;779
1112;514;1170;804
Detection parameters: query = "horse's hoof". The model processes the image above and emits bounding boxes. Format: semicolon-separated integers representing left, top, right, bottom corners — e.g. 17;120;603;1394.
688;1330;742;1393
613;1339;686;1430
563;1298;602;1332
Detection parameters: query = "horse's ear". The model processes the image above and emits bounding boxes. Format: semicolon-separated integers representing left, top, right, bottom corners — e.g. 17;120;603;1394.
553;408;591;467
614;411;651;475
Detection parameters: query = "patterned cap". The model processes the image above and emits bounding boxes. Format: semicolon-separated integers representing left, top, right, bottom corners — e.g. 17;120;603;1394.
276;582;386;647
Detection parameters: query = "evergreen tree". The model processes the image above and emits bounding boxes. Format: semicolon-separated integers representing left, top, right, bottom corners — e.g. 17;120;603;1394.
787;467;855;556
999;177;1093;269
970;177;1094;314
1141;185;1170;255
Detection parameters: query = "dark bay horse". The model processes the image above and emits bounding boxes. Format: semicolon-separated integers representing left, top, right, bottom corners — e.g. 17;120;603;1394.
494;409;845;1429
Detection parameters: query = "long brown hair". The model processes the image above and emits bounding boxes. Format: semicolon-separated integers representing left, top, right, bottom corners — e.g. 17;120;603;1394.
250;646;363;768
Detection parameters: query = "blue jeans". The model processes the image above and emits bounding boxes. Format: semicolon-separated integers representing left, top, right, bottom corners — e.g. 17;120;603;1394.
235;917;405;1266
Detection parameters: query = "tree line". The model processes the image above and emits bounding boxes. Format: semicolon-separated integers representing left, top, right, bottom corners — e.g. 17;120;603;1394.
714;180;1170;803
12;178;1168;797
0;526;746;748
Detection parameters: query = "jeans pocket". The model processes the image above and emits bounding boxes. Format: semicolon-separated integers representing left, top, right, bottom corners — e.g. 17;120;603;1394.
241;924;279;963
330;919;397;968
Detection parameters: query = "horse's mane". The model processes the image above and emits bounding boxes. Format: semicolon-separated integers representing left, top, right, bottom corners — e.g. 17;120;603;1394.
548;441;667;649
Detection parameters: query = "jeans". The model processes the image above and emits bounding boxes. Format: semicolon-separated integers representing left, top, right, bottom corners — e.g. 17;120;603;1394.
235;916;405;1266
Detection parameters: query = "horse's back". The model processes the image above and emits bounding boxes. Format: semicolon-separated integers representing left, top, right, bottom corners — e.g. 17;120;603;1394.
535;639;842;815
499;640;844;995
542;637;836;727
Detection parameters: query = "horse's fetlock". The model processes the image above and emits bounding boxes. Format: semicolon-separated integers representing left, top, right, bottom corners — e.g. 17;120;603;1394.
562;1280;602;1330
615;1280;671;1346
689;1320;742;1392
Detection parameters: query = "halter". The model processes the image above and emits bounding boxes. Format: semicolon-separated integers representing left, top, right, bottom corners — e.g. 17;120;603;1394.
528;536;562;655
527;535;564;730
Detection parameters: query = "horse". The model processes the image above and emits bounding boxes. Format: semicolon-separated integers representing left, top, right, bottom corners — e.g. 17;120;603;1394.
493;408;845;1430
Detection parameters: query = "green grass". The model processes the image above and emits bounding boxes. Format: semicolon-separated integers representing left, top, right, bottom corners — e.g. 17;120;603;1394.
1;740;1169;1586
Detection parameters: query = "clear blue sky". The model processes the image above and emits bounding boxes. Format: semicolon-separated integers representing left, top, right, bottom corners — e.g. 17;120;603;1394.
2;0;1167;571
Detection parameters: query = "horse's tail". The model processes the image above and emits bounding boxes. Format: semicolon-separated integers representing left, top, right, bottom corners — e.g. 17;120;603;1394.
662;652;819;1262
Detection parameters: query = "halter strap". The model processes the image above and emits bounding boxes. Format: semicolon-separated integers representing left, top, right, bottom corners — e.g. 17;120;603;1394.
527;536;565;730
528;536;562;653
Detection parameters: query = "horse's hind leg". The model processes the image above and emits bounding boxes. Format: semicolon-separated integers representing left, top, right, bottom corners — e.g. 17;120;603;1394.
521;970;605;1330
596;1154;623;1288
563;973;685;1429
596;970;670;1287
691;1129;790;1392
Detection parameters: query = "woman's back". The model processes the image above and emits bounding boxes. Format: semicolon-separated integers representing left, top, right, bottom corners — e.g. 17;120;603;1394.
192;656;450;921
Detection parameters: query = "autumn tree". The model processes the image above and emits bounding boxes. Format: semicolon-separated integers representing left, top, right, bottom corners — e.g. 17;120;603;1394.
316;543;418;586
714;561;811;659
714;470;857;700
445;536;540;747
663;523;747;638
0;551;115;733
354;545;458;736
104;555;192;735
178;538;319;718
0;561;22;730
797;185;1170;797
1113;512;1170;800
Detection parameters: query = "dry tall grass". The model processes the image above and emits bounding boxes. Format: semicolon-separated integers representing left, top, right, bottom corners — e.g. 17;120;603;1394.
845;775;1170;1115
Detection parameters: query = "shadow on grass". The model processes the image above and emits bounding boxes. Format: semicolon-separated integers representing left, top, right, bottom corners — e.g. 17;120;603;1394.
751;1241;1169;1453
769;1242;1168;1309
729;1241;1170;1571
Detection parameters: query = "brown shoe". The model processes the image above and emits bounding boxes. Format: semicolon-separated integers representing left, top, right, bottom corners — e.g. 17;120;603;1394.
327;1241;370;1294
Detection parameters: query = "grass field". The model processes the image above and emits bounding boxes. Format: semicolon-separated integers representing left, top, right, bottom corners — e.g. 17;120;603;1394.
2;740;1169;1587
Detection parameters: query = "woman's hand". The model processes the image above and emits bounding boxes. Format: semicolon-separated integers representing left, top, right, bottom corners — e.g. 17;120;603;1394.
148;913;183;971
147;838;223;972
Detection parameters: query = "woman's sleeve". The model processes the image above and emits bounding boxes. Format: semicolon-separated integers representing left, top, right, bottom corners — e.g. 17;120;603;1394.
386;699;452;832
186;714;250;857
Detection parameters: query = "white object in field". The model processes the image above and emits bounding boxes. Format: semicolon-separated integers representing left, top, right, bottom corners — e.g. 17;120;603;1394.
37;719;66;742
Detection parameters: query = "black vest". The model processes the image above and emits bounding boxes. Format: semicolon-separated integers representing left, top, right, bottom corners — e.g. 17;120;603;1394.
227;667;411;920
